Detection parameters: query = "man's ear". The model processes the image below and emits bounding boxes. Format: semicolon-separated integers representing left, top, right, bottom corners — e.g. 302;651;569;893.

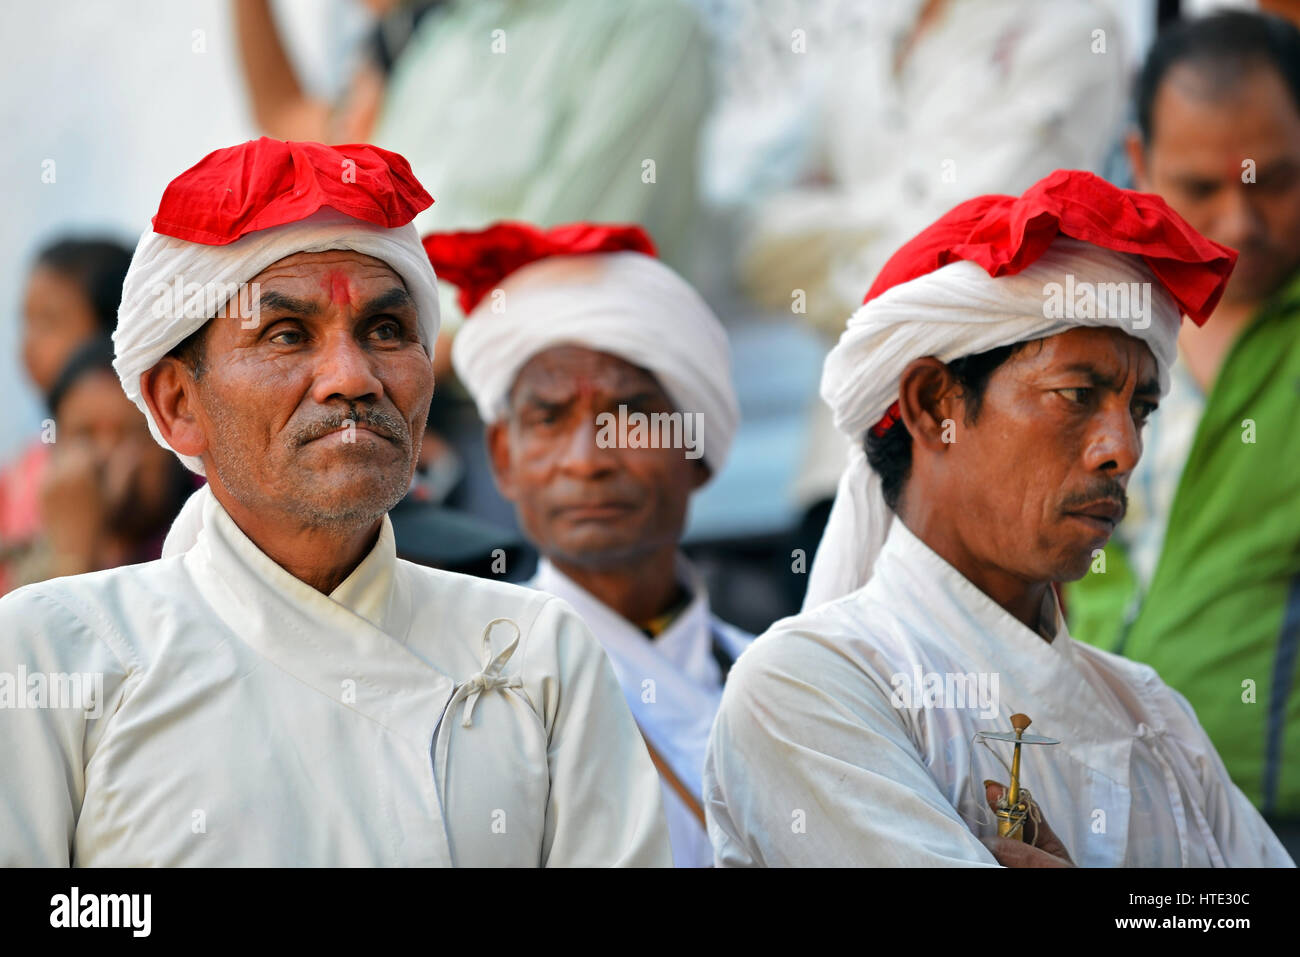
1125;130;1150;191
897;356;964;453
140;359;207;458
485;420;518;502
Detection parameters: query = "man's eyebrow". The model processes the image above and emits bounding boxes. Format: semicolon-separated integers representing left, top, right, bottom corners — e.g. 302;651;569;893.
1169;172;1222;191
358;287;416;315
1054;363;1119;389
255;291;320;316
1054;363;1160;395
517;392;571;411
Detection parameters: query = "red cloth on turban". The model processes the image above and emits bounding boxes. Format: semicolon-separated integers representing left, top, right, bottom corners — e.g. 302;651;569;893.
151;137;433;246
864;169;1237;437
865;169;1236;325
422;221;656;314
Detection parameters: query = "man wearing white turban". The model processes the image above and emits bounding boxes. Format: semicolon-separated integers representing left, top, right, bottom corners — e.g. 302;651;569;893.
703;170;1293;867
432;221;750;866
0;139;670;867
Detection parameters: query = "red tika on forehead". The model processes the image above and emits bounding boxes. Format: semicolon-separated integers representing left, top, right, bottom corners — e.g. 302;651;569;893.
422;221;657;314
864;169;1236;325
863;169;1238;439
151;138;433;246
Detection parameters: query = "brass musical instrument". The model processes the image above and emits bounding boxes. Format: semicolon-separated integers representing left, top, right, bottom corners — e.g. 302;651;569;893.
975;713;1059;841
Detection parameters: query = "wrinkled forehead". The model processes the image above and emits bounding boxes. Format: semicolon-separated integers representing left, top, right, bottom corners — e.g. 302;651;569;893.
1006;326;1162;388
247;248;407;289
507;344;666;405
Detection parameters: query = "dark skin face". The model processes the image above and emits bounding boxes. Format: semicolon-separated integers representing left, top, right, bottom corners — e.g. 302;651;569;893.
1130;63;1300;306
22;266;101;393
487;346;709;624
142;250;433;593
56;370;181;539
897;327;1160;635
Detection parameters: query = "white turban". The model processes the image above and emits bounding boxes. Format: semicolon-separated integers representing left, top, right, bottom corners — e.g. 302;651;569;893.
113;208;441;476
802;236;1183;610
451;251;739;475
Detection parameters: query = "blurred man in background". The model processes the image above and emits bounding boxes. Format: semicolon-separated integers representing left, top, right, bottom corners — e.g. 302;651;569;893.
1;238;133;594
434;221;752;866
1066;11;1300;849
12;338;191;586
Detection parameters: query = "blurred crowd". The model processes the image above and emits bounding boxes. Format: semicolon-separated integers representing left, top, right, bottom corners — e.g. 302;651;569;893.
5;0;1299;847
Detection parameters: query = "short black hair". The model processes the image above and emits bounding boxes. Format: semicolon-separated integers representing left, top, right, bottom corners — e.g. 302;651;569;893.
1136;10;1300;145
165;322;209;380
33;237;134;335
865;342;1028;511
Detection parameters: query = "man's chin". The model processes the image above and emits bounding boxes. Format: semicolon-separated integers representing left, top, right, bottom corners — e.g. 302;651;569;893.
548;531;653;569
1051;548;1105;583
292;470;409;522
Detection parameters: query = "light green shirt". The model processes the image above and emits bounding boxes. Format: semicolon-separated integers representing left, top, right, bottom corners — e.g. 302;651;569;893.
374;0;710;328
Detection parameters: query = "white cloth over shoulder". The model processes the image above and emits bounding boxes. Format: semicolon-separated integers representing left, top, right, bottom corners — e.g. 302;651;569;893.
451;251;740;475
803;237;1183;609
0;485;670;866
113;208;441;476
705;519;1293;867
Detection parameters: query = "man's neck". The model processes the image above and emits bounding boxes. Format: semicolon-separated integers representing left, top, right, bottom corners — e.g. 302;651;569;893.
898;512;1053;640
212;488;382;594
549;546;686;627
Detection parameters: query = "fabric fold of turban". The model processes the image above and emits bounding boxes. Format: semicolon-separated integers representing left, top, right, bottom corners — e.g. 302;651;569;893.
423;221;657;315
434;221;739;476
803;169;1236;611
113;138;441;477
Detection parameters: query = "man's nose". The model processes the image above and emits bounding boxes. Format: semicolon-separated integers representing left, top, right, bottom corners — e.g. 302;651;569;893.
556;416;617;477
309;331;384;405
1084;403;1142;479
1216;186;1267;249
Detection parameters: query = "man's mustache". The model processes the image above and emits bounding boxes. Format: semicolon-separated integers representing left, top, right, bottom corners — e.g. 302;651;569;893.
1059;479;1128;519
291;405;410;447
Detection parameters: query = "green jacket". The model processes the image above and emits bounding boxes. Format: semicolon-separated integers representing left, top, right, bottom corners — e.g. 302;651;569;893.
1066;270;1300;819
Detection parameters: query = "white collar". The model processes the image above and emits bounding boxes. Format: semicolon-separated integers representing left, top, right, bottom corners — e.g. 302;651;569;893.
184;487;447;744
865;518;1145;751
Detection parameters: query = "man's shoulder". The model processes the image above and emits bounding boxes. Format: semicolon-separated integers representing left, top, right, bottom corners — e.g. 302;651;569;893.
1;557;191;623
723;591;899;701
0;558;193;671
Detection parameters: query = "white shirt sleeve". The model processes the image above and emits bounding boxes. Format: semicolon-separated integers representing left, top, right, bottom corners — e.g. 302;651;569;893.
528;597;673;867
0;585;133;866
704;627;999;867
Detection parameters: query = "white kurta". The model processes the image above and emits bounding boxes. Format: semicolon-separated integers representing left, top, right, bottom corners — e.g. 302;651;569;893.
0;487;670;866
531;557;751;867
704;520;1293;867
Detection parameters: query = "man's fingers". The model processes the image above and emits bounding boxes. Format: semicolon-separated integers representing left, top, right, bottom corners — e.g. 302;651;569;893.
982;779;1074;863
980;836;1074;868
984;780;1006;811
